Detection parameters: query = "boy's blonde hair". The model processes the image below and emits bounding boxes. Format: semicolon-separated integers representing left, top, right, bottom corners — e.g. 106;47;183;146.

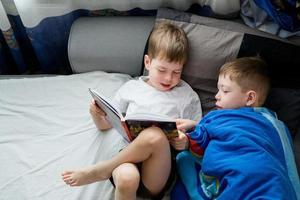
147;21;188;64
219;57;270;106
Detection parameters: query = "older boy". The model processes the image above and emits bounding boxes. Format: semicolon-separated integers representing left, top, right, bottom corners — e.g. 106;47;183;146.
62;22;202;200
174;57;300;199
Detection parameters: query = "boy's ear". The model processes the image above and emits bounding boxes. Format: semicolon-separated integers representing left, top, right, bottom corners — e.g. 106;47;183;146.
144;55;151;70
246;90;257;106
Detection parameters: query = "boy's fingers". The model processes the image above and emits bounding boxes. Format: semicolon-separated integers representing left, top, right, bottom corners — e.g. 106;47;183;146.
92;100;101;108
90;103;106;116
178;130;186;138
97;109;106;116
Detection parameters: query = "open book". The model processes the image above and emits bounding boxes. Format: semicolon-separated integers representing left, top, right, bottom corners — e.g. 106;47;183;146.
89;88;178;143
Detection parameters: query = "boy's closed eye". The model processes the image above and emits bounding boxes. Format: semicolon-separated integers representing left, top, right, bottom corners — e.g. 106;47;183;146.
157;67;166;72
218;85;230;94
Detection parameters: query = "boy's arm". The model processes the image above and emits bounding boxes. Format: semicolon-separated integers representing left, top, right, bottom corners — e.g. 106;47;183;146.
176;118;197;132
186;124;210;157
90;100;112;131
173;118;210;156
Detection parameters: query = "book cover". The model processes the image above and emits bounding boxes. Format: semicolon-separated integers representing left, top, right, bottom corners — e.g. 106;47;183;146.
89;88;178;143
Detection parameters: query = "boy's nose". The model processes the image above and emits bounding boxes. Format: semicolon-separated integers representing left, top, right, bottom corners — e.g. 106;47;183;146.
164;73;172;82
215;92;220;100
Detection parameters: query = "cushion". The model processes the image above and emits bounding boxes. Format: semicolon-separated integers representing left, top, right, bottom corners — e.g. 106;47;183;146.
68;16;155;76
155;7;300;116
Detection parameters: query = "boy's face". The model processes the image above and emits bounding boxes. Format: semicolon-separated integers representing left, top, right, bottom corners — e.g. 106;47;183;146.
144;55;183;91
215;74;250;109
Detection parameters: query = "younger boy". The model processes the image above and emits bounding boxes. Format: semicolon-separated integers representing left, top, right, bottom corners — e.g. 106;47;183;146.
174;57;300;199
62;22;202;200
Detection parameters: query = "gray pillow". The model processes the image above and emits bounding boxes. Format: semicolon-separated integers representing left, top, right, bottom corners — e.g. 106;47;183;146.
155;7;300;115
68;16;155;76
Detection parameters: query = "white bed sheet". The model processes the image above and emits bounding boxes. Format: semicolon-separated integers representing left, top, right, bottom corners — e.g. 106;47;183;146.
0;71;132;200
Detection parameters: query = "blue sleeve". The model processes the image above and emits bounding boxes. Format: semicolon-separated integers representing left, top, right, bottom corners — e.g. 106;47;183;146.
187;124;210;157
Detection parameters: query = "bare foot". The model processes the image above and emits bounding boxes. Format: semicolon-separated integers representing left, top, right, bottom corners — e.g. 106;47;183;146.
62;163;112;186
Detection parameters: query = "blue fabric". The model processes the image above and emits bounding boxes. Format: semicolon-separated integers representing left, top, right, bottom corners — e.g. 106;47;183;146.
175;151;206;200
0;27;27;74
254;0;300;32
177;107;299;200
170;176;190;200
240;0;300;38
0;32;11;74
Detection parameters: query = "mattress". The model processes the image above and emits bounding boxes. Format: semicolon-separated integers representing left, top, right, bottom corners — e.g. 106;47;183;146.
0;71;132;200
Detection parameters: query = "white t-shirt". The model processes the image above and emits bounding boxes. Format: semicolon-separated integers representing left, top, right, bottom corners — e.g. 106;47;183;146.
113;76;202;121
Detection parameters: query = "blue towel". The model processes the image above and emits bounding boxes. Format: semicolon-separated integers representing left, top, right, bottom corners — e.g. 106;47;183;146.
175;107;300;200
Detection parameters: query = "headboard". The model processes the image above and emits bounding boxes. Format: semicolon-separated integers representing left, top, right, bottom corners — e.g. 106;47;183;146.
68;16;155;77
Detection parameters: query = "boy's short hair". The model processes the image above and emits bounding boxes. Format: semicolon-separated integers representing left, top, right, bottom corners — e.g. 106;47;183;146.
147;21;188;64
219;56;270;106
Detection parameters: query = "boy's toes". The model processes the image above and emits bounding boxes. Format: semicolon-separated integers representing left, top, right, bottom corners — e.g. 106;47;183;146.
62;170;72;175
64;178;73;185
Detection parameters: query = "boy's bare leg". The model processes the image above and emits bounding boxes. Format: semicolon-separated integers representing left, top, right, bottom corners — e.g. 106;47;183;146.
139;129;171;195
113;128;171;198
62;162;112;186
113;163;140;200
62;126;171;193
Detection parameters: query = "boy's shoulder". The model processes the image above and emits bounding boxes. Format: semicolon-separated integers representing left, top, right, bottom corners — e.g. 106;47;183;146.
123;76;192;88
204;107;252;119
119;77;142;88
205;107;276;122
176;80;200;100
176;79;194;90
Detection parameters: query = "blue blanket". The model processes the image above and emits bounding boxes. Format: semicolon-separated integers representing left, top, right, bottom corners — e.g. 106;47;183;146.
175;107;300;200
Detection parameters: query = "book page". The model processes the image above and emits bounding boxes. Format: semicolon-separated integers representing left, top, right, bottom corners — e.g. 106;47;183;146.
124;119;178;140
124;112;178;140
124;112;174;122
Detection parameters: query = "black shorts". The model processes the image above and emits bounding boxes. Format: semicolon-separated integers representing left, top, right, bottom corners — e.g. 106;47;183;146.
109;149;177;200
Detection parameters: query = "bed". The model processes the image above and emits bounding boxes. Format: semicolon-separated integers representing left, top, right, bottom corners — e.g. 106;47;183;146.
1;7;299;200
0;16;155;200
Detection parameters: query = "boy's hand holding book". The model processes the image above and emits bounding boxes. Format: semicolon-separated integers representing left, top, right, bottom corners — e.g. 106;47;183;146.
90;100;106;116
89;100;112;131
169;130;189;150
169;118;197;150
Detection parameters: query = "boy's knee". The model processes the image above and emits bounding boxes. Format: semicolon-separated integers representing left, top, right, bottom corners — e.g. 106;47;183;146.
140;126;168;147
176;150;195;164
115;170;140;192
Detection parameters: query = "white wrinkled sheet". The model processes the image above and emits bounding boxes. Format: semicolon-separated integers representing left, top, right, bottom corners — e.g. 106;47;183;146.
0;71;131;200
